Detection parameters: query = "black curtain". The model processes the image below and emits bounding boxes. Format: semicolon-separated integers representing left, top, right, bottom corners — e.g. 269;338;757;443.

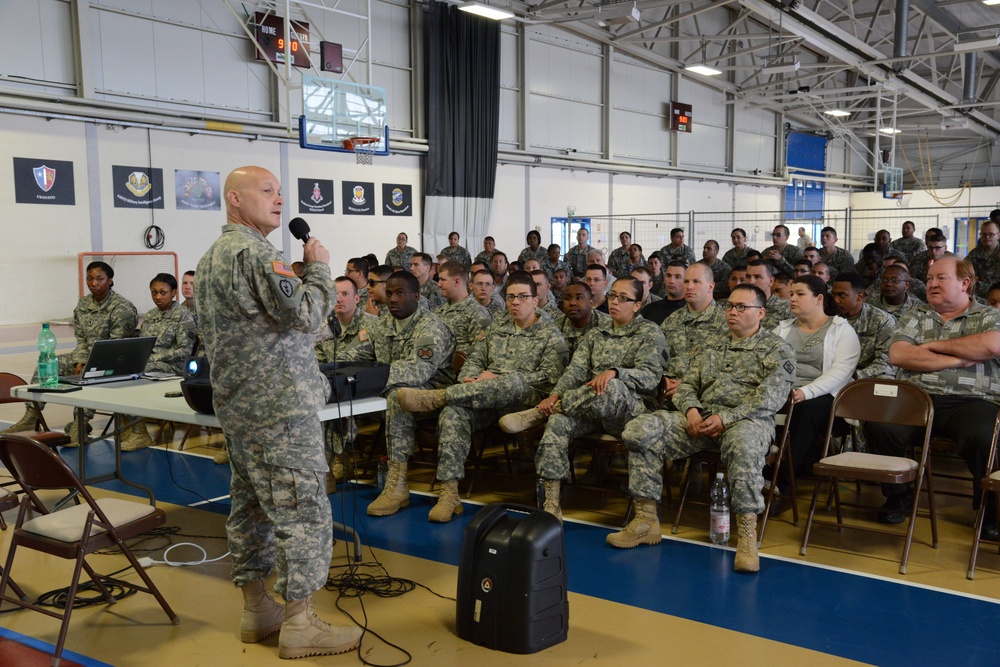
424;0;501;253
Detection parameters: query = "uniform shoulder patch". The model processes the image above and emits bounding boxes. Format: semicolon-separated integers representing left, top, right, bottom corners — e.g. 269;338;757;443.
272;260;295;277
417;346;433;360
359;329;369;342
782;360;795;375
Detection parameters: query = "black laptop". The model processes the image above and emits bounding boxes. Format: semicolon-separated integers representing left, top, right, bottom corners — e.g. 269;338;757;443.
59;337;157;386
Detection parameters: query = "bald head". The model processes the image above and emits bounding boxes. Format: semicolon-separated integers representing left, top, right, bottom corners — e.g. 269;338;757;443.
224;166;283;237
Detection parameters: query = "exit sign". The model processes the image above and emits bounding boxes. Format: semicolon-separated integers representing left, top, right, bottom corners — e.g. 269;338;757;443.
670;102;692;133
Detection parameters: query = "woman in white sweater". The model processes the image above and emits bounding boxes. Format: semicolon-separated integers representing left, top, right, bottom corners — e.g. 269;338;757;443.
772;275;860;500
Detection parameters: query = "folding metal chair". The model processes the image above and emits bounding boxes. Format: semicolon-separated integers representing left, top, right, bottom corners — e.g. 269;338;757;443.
0;434;179;667
966;406;1000;580
0;373;71;448
799;379;937;575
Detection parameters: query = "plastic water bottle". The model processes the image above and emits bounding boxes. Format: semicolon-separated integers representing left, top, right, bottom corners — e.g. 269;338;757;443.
709;472;730;545
37;323;59;388
377;456;388;490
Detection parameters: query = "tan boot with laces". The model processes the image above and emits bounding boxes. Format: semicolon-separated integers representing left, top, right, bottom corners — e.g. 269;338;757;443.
499;402;560;434
367;460;409;516
120;421;154;451
397;388;447;413
240;579;284;643
278;596;362;659
1;406;39;435
542;479;562;522
428;479;463;522
733;513;760;573
606;499;662;548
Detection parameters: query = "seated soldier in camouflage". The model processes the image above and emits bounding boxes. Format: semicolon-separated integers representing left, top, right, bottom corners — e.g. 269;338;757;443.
314;276;377;485
471;268;505;317
434;261;492;354
337;271;456;517
119;273;198;451
3;261;138;444
397;271;570;522
500;277;668;520
830;272;896;380
612;284;795;573
530;270;563;319
553;281;611;356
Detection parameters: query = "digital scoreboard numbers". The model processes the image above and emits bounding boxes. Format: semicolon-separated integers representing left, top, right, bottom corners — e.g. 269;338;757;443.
670;102;693;133
254;13;310;68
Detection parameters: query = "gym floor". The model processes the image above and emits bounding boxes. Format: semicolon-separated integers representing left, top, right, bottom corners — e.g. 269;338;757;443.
1;322;998;666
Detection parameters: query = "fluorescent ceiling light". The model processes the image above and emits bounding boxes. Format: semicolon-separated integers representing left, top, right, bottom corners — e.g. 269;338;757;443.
686;64;722;76
983;0;1000;6
764;60;800;74
878;127;901;135
458;2;514;20
954;36;1000;52
824;109;850;117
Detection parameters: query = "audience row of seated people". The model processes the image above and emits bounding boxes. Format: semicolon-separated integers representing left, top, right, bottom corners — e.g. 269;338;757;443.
322;224;1000;577
2;262;198;450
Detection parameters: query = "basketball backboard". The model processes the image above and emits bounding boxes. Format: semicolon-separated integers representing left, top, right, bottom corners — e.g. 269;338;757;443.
299;76;389;155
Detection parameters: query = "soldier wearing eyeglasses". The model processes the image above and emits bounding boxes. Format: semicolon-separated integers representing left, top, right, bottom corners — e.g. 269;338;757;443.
870;263;923;321
499;277;668;521
966;217;1000;299
612;283;795;573
397;271;569;523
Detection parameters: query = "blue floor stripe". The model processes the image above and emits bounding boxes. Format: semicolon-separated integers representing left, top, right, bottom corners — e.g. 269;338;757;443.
56;444;1000;666
0;626;114;667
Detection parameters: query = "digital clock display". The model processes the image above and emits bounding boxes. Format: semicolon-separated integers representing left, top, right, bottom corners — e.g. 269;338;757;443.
254;13;310;69
670;101;693;133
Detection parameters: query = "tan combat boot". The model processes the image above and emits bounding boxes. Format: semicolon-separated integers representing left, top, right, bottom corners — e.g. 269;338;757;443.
606;499;662;548
428;479;463;522
278;596;362;659
120;421;154;451
65;419;92;448
1;405;39;434
240;578;284;643
330;454;346;482
397;388;447;413
542;479;563;522
367;460;409;516
214;448;230;464
499;402;560;434
734;513;760;573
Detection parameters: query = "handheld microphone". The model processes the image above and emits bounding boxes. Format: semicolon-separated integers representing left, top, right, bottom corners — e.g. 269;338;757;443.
289;217;311;243
328;315;342;338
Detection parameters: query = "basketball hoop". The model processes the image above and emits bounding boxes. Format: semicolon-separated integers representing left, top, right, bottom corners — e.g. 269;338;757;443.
892;192;912;208
343;136;380;165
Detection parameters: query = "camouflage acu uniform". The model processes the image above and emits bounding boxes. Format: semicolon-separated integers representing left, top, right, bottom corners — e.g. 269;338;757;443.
651;272;666;298
541;257;570;283
871;292;923;321
762;294;792;332
607;247;631;279
909;250;946;284
436;311;570;481
183;298;197;318
554;310;611;355
846;304;896;379
385;245;417;270
474;250;495;265
661;301;728;383
722;246;757;269
966;244;1000;298
434;294;492;354
196;223;335;600
518;246;548;266
564;244;593;279
357;285;370;311
659;243;697;266
485;295;506;318
621;329;795;514
540;301;563;320
890;237;926;265
340;307;456;462
315;307;377;363
762;244;803;276
419;280;446;310
441;245;473;269
140;302;197;374
535;317;669;480
820;247;856;279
